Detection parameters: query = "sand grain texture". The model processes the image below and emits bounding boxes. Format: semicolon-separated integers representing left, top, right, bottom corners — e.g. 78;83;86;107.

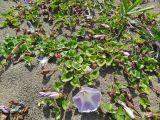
0;0;160;120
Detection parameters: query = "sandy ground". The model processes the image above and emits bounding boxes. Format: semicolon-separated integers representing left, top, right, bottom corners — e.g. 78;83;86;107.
0;1;17;43
0;0;160;120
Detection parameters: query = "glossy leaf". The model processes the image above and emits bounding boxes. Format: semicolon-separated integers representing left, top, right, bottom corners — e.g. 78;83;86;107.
70;76;80;87
61;72;73;82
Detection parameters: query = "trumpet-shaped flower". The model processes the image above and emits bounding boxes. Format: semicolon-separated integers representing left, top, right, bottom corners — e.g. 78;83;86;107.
0;105;10;114
118;100;135;119
72;86;102;113
39;92;60;99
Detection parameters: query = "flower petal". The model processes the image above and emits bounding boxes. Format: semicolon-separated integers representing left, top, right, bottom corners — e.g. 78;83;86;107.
80;101;97;113
39;92;60;99
81;86;101;94
73;97;82;111
0;105;10;114
91;92;101;104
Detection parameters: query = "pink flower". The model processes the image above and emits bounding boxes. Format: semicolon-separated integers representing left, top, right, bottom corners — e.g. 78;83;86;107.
39;92;60;99
0;105;10;114
72;86;102;113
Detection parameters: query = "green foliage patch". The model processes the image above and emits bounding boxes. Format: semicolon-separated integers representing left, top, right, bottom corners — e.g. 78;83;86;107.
0;0;160;119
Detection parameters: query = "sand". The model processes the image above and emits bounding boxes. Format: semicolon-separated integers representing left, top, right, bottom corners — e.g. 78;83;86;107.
0;0;160;120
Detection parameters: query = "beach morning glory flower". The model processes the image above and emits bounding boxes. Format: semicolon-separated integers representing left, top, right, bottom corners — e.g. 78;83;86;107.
0;105;10;114
39;92;60;99
118;100;135;119
72;86;102;113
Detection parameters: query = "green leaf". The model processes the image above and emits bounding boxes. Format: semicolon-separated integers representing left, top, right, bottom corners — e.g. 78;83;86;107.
0;59;7;66
131;70;141;79
106;56;113;66
61;72;73;82
89;55;98;63
139;97;150;109
52;82;63;92
62;100;70;110
70;76;80;87
139;81;150;94
121;0;129;15
135;38;145;44
23;56;33;64
127;5;154;15
12;19;19;27
116;82;126;89
101;103;116;113
97;59;106;67
37;100;45;107
85;48;95;56
127;0;143;12
117;106;125;115
72;62;81;70
78;41;91;49
65;40;78;49
116;107;125;120
152;26;160;41
86;77;94;85
95;44;104;51
0;21;7;28
65;60;72;68
90;70;99;79
120;1;126;16
78;28;86;36
116;115;125;120
122;0;129;11
50;4;59;10
137;63;144;69
75;56;83;64
67;49;76;57
54;107;61;120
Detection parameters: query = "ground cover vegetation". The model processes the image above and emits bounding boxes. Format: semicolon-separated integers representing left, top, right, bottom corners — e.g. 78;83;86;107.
0;0;160;119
